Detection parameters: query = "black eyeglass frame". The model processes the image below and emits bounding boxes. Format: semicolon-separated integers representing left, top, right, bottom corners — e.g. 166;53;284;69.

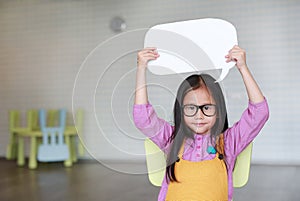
182;104;217;117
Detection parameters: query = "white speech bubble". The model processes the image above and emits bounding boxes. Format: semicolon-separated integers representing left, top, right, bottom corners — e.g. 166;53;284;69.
144;18;238;82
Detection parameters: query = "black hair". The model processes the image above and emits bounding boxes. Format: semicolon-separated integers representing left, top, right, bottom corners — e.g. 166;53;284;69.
166;74;229;182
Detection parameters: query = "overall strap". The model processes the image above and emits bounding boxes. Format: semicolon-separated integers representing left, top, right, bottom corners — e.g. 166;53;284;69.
216;133;225;158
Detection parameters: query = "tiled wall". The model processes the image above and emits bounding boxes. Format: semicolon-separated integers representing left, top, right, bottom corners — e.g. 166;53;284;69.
0;0;299;164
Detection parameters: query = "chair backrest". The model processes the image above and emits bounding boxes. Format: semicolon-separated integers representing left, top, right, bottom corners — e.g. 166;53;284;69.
37;109;69;162
74;109;85;157
9;110;20;131
144;138;253;188
144;138;167;187
9;110;39;131
232;142;253;187
39;109;66;144
74;109;83;136
46;109;59;127
27;110;39;131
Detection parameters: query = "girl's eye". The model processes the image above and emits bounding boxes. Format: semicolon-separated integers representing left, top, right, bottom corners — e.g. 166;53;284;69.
184;105;196;112
187;106;196;110
203;106;210;110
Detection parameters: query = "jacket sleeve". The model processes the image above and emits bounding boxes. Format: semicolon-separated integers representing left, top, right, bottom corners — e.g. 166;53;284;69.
224;98;270;158
133;103;174;151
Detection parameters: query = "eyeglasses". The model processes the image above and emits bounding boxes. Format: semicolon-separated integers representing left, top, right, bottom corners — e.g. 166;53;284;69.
182;104;217;117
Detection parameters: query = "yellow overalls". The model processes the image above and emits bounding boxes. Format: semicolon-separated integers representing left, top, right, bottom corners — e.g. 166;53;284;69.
165;137;228;201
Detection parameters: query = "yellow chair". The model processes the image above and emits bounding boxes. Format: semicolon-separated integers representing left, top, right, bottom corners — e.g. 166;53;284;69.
13;109;40;168
144;138;253;188
232;143;253;187
6;110;39;161
64;109;84;166
47;109;59;127
5;109;39;167
74;109;85;157
6;110;22;160
6;110;39;163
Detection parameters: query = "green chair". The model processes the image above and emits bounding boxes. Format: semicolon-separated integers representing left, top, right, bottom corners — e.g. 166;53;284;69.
64;109;84;166
5;109;39;167
74;109;85;157
144;138;253;188
7;109;40;161
47;109;59;127
232;142;253;187
6;110;21;160
14;110;40;168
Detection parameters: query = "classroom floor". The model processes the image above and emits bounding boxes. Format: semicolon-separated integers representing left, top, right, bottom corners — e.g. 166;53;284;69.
0;158;299;201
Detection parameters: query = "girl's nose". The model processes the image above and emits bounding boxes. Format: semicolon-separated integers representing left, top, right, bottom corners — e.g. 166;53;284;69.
194;108;204;119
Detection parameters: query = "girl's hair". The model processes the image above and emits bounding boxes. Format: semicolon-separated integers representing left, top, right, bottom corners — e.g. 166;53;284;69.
166;74;229;182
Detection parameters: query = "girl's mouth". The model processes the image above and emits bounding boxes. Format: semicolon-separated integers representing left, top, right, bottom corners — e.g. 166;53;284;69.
193;123;206;127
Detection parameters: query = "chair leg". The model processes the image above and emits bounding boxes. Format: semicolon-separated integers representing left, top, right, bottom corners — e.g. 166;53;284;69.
29;136;38;169
64;136;73;167
6;132;18;160
71;136;78;163
17;136;25;166
77;139;85;157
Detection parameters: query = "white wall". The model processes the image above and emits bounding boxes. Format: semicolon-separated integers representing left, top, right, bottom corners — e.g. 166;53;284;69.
0;0;300;165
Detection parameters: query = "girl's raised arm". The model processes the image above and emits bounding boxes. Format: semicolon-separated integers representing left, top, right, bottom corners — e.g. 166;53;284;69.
135;47;159;105
225;45;264;103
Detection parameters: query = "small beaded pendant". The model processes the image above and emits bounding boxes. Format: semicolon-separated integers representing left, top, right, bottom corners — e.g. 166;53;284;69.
207;146;217;154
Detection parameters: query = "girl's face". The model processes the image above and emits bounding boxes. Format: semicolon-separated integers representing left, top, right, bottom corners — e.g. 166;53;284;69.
182;87;217;135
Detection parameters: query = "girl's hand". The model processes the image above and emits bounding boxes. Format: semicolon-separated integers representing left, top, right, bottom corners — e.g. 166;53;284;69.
226;45;265;103
137;47;160;70
225;45;247;71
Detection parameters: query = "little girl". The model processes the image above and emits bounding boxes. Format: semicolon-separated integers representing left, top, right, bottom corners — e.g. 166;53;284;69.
133;46;269;201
